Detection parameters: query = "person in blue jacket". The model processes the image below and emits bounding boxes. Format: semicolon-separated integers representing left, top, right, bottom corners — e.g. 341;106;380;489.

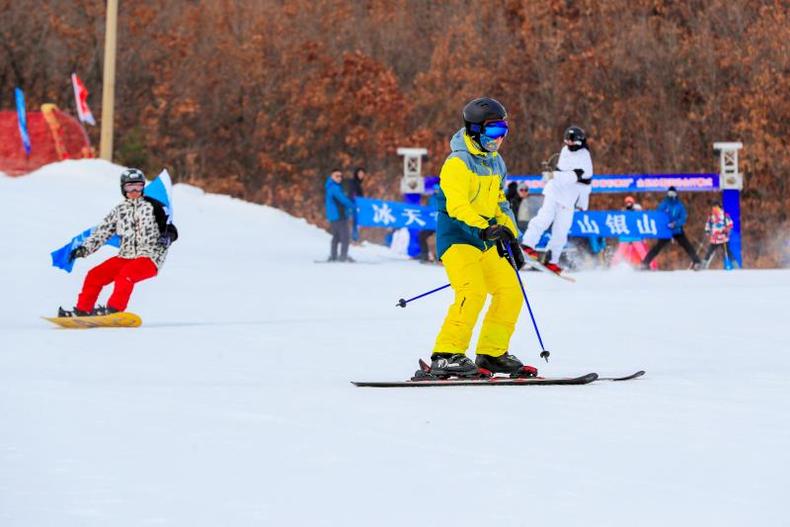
325;169;356;262
642;186;702;269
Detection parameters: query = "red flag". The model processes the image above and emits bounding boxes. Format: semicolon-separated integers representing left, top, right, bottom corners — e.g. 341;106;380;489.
71;73;96;126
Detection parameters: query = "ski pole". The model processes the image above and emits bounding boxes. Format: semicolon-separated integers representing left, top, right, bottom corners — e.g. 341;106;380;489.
504;242;551;363
396;283;451;308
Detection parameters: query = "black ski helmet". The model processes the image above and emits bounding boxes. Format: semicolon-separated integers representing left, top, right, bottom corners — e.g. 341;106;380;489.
120;168;146;196
564;126;587;151
463;97;508;152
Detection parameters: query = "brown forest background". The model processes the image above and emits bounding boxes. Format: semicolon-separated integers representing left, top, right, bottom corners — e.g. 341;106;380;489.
1;0;788;267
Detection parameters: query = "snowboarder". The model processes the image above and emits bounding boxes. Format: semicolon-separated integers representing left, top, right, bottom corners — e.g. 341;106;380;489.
702;202;734;269
59;168;178;316
641;186;702;270
520;125;594;275
429;97;535;378
325;168;355;262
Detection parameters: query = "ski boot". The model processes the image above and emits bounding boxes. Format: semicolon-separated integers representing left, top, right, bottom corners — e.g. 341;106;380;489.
412;353;480;381
57;306;92;318
475;353;538;378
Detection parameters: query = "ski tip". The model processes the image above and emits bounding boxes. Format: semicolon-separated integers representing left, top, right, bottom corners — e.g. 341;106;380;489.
598;370;646;381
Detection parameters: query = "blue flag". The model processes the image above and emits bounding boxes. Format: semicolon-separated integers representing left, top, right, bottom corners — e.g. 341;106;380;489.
143;169;174;220
50;228;121;273
14;87;31;157
50;169;174;272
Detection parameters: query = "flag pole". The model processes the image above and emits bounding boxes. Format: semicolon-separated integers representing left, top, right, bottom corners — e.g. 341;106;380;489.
100;0;119;161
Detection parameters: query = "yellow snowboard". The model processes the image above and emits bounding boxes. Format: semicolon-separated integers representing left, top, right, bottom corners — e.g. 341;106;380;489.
43;311;142;329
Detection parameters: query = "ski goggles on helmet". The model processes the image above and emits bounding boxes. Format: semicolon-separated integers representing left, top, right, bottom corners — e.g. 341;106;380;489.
123;182;145;192
667;189;678;198
482;120;509;139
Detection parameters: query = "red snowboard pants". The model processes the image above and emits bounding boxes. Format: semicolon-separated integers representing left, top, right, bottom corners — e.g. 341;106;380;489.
76;256;158;312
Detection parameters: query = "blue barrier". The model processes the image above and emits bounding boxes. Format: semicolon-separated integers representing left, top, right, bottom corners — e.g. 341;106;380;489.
356;197;673;239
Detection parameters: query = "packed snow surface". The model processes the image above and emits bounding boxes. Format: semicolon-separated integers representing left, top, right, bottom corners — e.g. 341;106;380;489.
1;160;787;526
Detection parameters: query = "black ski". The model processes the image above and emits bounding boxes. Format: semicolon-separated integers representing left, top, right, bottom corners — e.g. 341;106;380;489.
351;359;644;388
351;372;599;388
419;358;644;383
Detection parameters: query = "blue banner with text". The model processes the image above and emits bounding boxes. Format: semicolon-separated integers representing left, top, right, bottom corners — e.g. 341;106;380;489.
506;173;719;194
356;198;672;239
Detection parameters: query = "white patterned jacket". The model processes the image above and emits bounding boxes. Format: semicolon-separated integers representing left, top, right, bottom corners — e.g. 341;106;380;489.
83;196;178;269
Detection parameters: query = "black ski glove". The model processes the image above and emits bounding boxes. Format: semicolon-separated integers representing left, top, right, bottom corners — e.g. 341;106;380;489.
68;246;87;262
479;224;515;242
158;225;179;248
573;168;591;184
497;240;526;270
158;234;172;248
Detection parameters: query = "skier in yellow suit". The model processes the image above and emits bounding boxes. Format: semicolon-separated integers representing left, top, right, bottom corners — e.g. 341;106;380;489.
428;97;537;378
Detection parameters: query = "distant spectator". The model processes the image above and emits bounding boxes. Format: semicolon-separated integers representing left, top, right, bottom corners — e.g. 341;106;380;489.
623;195;641;211
325;168;355;262
612;195;655;268
641;186;702;270
346;167;366;242
515;181;533;232
418;192;438;263
702;202;734;269
506;181;520;213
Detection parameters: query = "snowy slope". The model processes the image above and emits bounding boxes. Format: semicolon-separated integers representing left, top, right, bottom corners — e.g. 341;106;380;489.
0;160;788;527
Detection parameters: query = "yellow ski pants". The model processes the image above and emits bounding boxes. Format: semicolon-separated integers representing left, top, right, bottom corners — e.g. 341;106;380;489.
433;244;523;357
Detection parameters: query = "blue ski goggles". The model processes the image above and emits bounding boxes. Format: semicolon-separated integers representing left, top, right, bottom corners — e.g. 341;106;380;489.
482;120;509;139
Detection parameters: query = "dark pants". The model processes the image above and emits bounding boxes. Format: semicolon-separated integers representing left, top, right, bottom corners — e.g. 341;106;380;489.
330;219;350;260
704;242;732;268
643;231;701;266
418;230;435;261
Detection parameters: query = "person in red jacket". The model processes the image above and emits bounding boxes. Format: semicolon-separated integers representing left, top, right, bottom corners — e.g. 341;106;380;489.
58;168;178;316
611;196;656;269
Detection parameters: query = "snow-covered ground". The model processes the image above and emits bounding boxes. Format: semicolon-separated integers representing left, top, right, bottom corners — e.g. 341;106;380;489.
1;160;787;526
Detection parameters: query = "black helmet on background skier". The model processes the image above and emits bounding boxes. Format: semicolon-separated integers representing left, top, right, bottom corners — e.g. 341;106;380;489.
463;97;509;153
120;168;146;197
564;125;587;151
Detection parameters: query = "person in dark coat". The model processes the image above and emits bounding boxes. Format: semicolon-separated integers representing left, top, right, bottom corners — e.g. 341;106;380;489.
641;186;702;269
506;181;520;214
346;167;366;242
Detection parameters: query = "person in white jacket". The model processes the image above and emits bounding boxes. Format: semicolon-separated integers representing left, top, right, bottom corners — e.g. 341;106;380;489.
520;126;593;274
